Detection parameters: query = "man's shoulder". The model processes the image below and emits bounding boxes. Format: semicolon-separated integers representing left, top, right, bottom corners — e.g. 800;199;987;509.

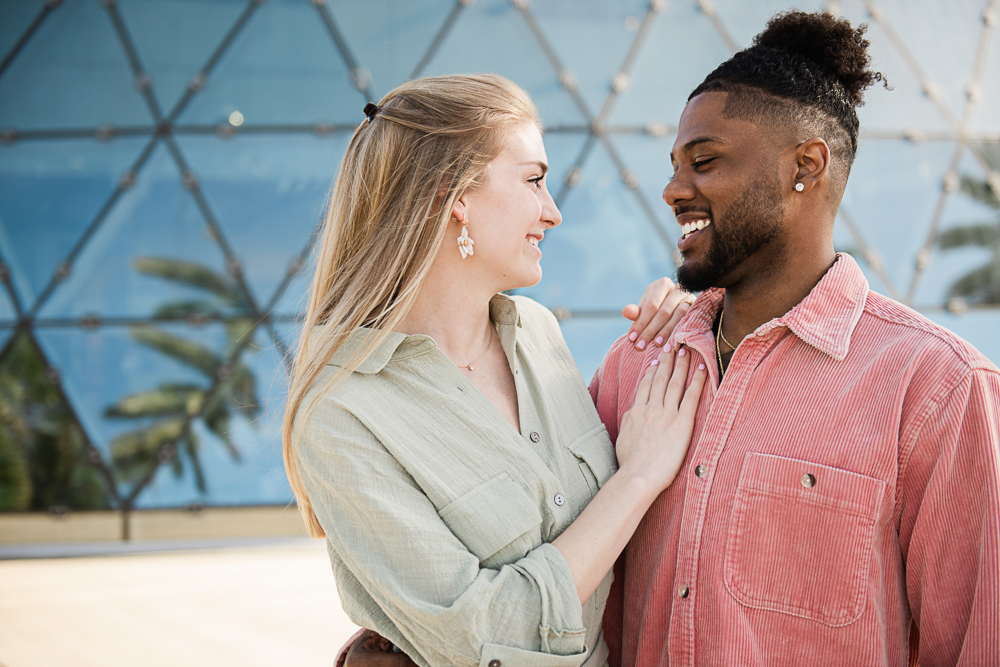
861;291;997;375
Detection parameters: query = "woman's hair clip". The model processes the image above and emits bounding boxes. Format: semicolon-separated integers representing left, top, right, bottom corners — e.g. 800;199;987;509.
363;102;380;122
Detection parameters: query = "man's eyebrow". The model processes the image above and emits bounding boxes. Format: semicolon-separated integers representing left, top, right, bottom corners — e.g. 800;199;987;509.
520;160;549;174
669;136;726;163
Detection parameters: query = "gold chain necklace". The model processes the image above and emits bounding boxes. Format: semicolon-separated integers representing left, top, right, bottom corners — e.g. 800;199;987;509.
715;310;726;380
718;308;739;351
457;325;494;372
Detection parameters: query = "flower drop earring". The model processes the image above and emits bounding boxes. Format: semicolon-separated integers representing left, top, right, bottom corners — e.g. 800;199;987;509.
457;216;475;259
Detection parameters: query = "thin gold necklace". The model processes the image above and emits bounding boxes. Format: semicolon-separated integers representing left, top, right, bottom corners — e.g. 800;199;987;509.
717;308;739;351
457;324;494;372
715;311;726;379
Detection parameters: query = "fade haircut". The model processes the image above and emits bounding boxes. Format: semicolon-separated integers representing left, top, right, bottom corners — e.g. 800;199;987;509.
690;11;886;186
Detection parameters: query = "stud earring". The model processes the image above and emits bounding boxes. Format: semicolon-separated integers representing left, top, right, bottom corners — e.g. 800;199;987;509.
457;216;475;259
794;182;805;192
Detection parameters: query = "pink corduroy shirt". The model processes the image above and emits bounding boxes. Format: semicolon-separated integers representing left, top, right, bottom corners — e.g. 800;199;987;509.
591;254;1000;667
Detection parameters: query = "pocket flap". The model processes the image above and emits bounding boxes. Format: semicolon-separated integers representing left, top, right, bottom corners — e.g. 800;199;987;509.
438;473;542;562
568;425;617;489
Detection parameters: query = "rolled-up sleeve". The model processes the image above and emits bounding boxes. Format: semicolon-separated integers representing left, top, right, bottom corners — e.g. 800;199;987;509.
297;400;588;667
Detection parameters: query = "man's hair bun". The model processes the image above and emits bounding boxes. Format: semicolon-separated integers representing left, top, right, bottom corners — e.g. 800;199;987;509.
754;11;883;107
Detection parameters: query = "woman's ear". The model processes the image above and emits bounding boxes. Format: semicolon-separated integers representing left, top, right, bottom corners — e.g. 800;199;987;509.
451;197;467;225
793;137;830;194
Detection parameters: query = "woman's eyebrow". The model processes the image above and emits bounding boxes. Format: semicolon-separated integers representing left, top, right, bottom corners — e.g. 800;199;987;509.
520;160;549;174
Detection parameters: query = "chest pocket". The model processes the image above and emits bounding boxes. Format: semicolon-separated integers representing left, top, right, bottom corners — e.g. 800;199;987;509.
438;472;542;570
724;452;886;627
568;425;618;497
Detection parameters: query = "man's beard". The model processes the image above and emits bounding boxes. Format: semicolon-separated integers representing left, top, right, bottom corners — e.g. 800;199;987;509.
676;168;786;293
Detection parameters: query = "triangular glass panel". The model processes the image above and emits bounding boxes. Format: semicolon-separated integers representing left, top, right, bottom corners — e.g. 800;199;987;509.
542;130;592;201
177;132;348;308
132;326;293;508
607;131;678;239
559;317;638;385
37;143;245;320
0;0;46;60
0;136;151;311
116;0;249;116
853;0;984;127
270;244;315;320
0;0;154;130
836;2;953;135
176;0;365;126
417;0;587;127
324;0;457;96
529;0;652;118
840;139;958;296
915;145;1000;307
517;142;675;311
973;23;1000;135
709;0;827;50
0;285;16;323
606;0;733;129
0;331;112;511
832;206;897;300
36;319;238;501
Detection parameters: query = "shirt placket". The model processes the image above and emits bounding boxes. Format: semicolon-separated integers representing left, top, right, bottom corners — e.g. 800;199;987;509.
668;326;783;667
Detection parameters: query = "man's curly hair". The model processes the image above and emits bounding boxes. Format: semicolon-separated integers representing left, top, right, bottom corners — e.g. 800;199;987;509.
690;11;888;181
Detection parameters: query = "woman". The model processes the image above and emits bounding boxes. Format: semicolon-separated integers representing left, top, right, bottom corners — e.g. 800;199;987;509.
283;74;705;667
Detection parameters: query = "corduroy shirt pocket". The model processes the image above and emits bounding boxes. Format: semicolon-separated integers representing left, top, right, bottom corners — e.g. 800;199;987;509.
723;452;886;627
438;472;544;570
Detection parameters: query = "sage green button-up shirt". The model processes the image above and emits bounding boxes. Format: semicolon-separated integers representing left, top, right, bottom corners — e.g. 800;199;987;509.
296;295;617;667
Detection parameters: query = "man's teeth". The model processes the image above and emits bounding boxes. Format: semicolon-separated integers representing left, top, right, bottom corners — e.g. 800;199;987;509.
681;219;711;237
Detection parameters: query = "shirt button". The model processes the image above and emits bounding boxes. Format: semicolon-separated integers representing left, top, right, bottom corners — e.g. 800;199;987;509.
489;661;501;667
694;464;707;478
529;431;540;443
553;493;565;506
678;585;690;599
801;473;816;488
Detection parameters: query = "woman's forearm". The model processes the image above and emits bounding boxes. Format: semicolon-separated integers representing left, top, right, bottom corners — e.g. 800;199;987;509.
552;471;660;603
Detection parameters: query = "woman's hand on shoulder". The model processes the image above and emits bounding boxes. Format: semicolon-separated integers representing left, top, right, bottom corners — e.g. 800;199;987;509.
622;277;694;352
615;345;707;496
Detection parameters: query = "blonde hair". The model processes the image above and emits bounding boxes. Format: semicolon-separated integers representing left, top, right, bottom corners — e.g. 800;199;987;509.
282;74;541;537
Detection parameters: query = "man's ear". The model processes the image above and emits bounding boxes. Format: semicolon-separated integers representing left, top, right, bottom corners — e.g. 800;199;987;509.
793;137;830;194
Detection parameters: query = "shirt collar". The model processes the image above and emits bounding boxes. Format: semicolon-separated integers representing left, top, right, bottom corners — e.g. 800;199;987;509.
319;292;520;374
673;253;869;361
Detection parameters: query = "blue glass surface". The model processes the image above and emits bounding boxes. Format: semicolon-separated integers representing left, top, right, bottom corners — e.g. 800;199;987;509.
710;0;827;49
831;208;898;300
36;321;230;497
134;327;292;508
418;0;587;127
840;139;958;295
0;136;150;310
925;308;1000;362
914;146;1000;306
973;30;1000;134
0;0;45;61
177;132;347;308
608;131;678;246
116;0;248;116
176;0;365;126
530;0;650;118
325;0;455;96
37;143;240;319
519;140;674;311
0;0;154;130
606;0;733;129
558;317;633;386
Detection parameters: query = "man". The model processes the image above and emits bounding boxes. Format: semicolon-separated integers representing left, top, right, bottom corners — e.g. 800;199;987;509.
593;10;999;667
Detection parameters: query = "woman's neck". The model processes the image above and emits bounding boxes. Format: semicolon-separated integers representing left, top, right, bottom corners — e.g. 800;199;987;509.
394;265;497;366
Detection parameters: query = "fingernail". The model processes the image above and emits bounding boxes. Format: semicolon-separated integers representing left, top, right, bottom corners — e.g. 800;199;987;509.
655;336;664;346
637;340;646;350
651;359;659;366
678;348;686;357
628;331;638;341
665;342;673;352
698;363;706;370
